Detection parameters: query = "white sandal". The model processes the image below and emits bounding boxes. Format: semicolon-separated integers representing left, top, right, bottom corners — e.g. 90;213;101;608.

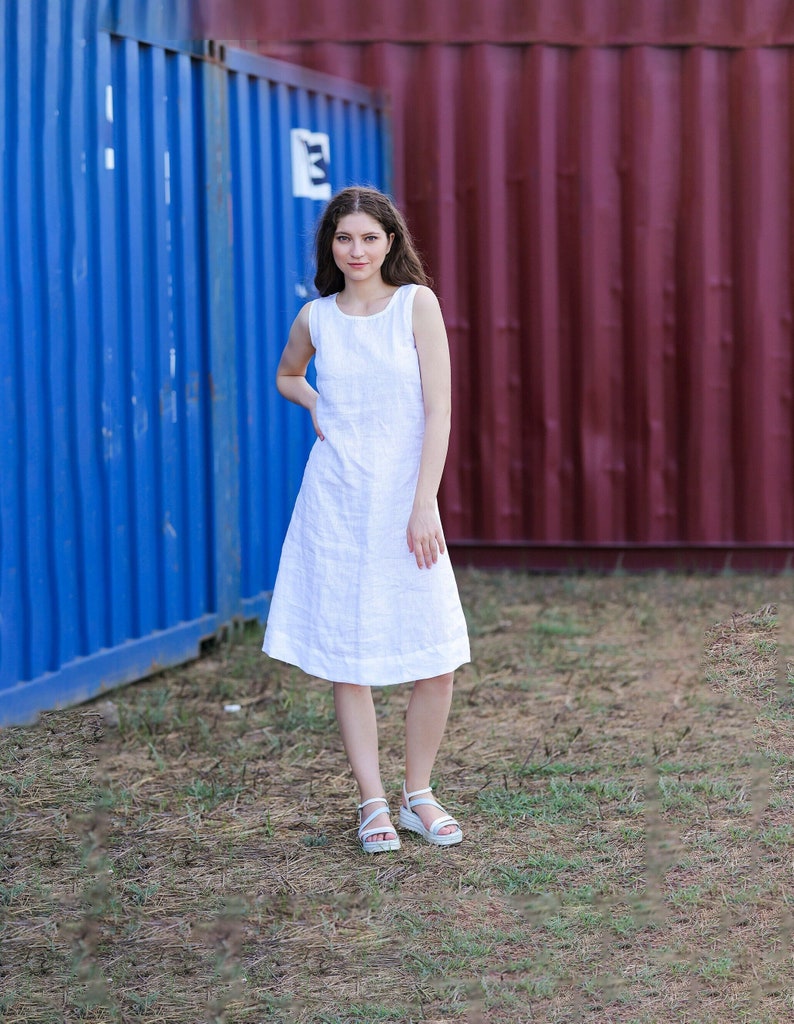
398;783;463;847
357;796;401;853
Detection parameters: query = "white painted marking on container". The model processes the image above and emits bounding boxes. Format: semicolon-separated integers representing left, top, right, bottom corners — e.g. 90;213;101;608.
290;128;331;199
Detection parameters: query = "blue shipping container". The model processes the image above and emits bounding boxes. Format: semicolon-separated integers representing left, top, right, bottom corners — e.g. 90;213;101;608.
0;1;390;725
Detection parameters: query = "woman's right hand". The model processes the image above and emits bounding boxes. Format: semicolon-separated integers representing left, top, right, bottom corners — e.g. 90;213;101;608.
310;397;325;441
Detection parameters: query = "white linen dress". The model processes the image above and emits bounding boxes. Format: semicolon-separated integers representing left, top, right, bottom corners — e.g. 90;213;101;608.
262;283;471;686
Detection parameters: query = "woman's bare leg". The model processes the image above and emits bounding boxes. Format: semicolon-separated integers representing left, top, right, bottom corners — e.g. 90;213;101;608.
333;682;396;844
403;672;458;835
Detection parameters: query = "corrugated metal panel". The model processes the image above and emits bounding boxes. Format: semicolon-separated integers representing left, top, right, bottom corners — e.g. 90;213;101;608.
223;48;390;618
98;0;198;43
0;3;389;724
199;0;794;47
0;6;218;722
233;32;794;556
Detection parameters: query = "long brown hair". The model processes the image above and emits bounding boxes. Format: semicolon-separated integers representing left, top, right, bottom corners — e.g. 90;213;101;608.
313;186;430;296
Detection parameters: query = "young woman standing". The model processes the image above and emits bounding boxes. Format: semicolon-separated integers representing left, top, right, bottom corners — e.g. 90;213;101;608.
263;187;470;852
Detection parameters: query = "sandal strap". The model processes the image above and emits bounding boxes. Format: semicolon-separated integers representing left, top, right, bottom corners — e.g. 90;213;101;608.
403;782;460;835
359;825;397;842
358;798;394;835
358;796;388;812
406;795;444;811
404;784;433;802
428;814;459;836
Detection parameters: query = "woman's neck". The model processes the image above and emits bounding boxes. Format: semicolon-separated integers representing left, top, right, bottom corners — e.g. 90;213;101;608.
336;278;399;315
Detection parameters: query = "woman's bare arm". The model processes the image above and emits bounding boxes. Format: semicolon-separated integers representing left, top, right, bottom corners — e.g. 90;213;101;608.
407;286;452;569
275;302;324;440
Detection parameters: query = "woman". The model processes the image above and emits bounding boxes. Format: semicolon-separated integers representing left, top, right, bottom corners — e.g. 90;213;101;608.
263;186;470;852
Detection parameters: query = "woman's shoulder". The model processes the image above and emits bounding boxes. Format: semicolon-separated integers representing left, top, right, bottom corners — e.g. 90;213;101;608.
305;293;339;317
306;293;341;341
293;299;315;328
409;284;441;313
310;292;339;311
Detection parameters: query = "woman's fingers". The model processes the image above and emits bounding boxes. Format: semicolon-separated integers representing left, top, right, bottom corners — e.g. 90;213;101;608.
310;412;324;441
407;509;446;568
407;528;443;568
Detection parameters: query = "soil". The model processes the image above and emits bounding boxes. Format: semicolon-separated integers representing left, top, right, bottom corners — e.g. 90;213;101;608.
1;571;791;1023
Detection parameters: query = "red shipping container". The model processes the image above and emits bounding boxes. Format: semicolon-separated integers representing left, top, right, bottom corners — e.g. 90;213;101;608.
200;1;794;569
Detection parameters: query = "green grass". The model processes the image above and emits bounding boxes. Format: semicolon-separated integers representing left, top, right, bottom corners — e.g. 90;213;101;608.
2;573;792;1024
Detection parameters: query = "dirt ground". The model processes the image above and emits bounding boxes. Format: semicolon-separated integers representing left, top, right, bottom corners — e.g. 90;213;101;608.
1;571;791;1023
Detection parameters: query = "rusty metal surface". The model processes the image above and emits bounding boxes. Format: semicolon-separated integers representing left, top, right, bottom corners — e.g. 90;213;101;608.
199;0;794;47
451;543;794;574
213;28;794;557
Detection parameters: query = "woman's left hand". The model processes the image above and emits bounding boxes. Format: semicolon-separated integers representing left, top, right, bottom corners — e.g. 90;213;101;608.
406;506;446;569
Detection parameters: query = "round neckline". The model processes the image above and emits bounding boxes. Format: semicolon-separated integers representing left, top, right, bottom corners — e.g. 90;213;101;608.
333;286;402;320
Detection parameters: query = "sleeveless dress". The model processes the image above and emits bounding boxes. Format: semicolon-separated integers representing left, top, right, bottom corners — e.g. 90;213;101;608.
262;284;471;686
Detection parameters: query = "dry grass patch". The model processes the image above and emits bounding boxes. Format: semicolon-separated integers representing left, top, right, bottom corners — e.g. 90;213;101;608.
1;572;792;1022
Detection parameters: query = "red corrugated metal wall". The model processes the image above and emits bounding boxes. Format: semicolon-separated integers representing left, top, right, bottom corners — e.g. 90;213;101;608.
200;1;794;567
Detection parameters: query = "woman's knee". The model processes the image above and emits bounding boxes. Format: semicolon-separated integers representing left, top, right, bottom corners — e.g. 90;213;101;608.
415;672;454;692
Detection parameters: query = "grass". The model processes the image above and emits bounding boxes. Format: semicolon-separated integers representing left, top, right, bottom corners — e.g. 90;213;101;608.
1;572;792;1022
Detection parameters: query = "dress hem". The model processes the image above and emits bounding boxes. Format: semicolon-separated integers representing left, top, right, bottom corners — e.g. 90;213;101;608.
262;631;470;687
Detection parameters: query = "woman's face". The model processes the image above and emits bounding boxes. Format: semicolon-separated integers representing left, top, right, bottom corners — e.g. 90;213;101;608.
331;212;394;286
